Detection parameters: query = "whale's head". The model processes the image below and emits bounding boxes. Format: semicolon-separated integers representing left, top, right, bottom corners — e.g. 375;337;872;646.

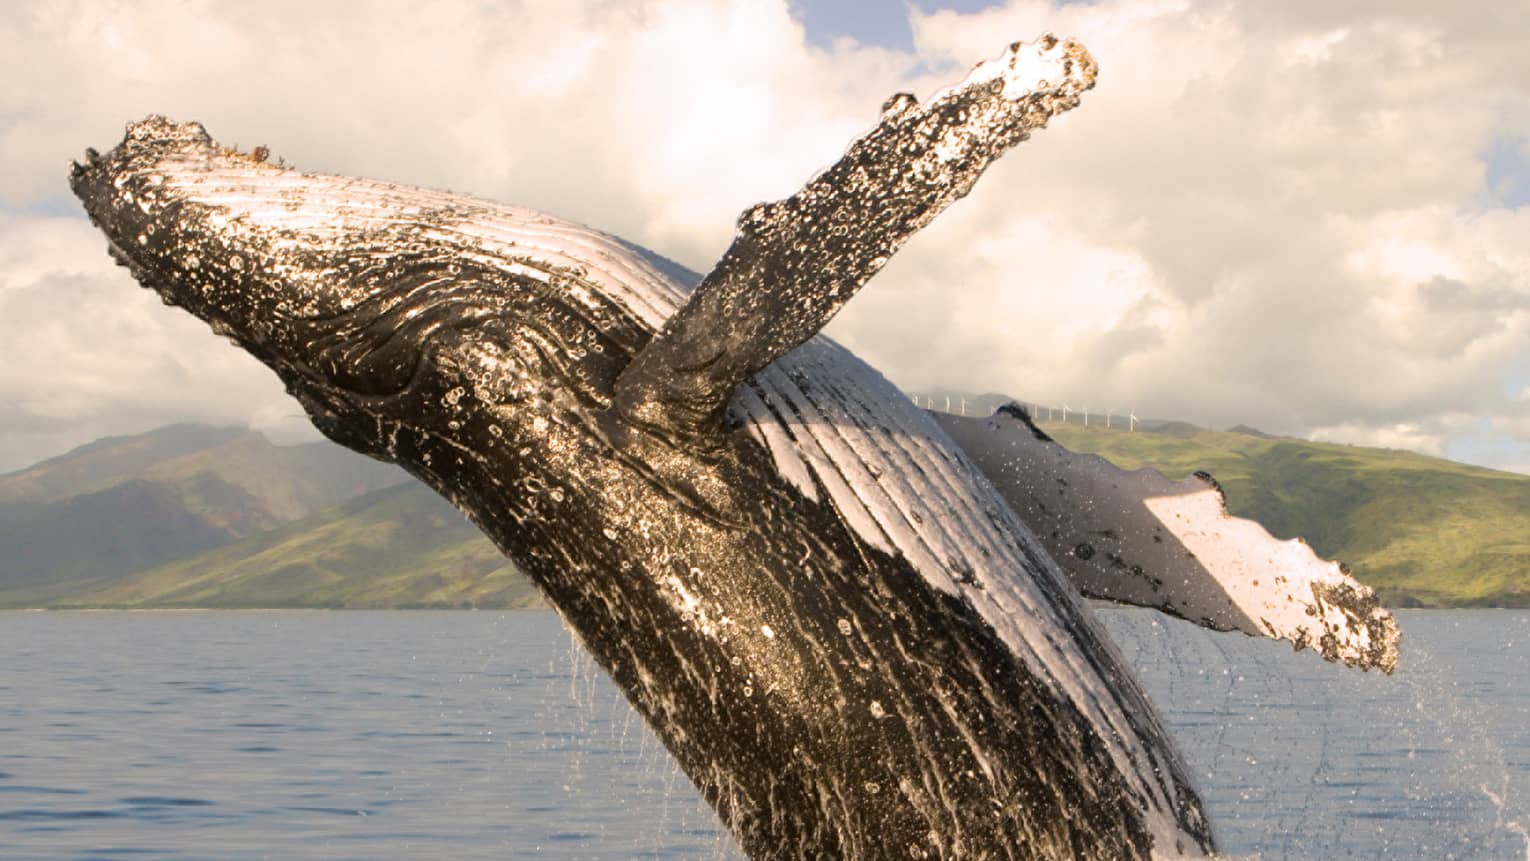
69;116;654;464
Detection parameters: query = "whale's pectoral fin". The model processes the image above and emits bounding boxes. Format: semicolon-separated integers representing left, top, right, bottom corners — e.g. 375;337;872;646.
611;36;1097;449
934;406;1401;673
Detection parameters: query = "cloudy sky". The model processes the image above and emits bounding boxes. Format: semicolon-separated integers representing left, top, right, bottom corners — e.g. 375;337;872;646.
2;0;1528;474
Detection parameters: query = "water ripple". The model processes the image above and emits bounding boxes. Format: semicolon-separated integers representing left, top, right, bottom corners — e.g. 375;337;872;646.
0;609;1524;860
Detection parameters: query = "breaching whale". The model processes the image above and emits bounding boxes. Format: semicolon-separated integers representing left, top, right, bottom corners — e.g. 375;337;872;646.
71;35;1397;860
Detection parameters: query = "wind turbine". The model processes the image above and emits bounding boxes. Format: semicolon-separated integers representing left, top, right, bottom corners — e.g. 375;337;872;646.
945;396;951;412
1083;406;1089;427
1106;408;1115;429
1128;410;1138;432
1060;404;1071;424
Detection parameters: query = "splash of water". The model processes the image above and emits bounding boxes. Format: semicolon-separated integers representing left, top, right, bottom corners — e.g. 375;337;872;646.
1400;628;1530;859
1483;780;1530;861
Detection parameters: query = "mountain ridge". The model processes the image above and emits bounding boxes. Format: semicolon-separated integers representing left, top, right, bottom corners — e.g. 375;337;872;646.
0;425;407;604
2;413;1525;609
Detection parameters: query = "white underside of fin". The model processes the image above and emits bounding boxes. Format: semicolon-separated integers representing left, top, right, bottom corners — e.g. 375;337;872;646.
933;409;1400;673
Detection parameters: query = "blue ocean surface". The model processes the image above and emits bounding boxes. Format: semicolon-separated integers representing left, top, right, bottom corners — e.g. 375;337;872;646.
0;609;1526;860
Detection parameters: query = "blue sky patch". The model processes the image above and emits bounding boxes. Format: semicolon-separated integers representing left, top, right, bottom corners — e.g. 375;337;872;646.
790;0;1007;51
1445;418;1529;474
14;197;86;219
1482;132;1530;209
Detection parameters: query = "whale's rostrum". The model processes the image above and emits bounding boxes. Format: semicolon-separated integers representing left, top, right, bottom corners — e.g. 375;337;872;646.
70;34;1396;860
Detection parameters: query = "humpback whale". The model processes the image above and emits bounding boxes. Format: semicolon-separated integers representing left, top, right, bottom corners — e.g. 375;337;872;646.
71;35;1396;860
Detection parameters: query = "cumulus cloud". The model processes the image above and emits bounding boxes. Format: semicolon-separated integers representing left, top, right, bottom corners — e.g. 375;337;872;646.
840;0;1530;467
0;0;905;256
0;215;303;469
0;0;905;469
1;0;1527;473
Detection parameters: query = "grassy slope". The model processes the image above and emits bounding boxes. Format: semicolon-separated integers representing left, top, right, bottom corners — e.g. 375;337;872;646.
1038;422;1530;607
12;420;1525;610
0;426;409;605
0;475;270;602
139;433;408;525
62;483;541;610
0;424;249;503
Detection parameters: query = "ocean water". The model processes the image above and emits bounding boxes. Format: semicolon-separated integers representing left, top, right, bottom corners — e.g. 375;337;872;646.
0;609;1526;860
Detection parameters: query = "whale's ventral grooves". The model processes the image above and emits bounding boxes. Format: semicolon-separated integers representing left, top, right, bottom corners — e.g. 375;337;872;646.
70;36;1232;860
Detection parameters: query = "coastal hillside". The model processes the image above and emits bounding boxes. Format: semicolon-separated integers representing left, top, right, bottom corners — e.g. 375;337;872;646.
64;483;540;610
3;414;1526;609
1036;420;1530;608
0;425;406;606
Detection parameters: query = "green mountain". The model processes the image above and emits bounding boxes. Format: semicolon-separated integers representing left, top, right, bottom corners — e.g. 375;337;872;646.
0;425;407;605
1035;419;1530;608
3;413;1526;609
0;424;250;504
58;483;540;610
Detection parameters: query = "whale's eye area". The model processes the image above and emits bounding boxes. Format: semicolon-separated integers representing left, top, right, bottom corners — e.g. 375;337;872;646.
268;248;646;413
287;253;506;398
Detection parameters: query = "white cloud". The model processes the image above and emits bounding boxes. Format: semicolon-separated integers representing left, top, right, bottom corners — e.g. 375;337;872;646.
1310;418;1466;459
0;215;303;470
1;0;1528;473
837;0;1530;469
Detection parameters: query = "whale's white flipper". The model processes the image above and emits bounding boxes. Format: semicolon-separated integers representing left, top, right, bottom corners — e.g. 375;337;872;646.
934;406;1400;673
